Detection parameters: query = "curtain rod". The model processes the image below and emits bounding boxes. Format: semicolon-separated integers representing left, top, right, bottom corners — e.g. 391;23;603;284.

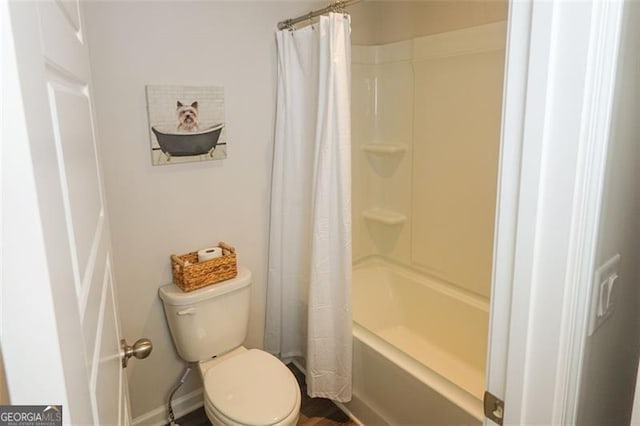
277;0;362;30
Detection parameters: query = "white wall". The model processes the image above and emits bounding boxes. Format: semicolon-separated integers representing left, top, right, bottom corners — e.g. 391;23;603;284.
577;1;640;423
84;1;319;420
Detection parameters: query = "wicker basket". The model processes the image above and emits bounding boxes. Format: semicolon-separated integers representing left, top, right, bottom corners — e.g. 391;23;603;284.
170;241;238;292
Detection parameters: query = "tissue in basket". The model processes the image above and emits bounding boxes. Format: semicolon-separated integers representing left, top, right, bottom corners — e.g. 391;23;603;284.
170;241;238;292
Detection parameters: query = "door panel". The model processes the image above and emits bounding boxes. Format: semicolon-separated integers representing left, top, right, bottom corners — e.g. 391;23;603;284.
93;268;122;426
48;81;104;297
82;241;109;351
38;1;91;82
55;0;81;31
4;0;129;423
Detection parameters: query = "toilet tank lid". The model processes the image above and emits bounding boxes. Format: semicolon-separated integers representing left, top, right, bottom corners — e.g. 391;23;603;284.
158;266;251;306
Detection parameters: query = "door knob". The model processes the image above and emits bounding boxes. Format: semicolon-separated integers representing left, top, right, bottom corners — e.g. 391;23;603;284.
121;338;153;368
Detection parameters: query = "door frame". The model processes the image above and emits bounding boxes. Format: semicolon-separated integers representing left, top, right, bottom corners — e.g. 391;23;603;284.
487;0;625;424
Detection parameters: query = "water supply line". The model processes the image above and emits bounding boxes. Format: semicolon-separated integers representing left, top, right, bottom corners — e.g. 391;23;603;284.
167;363;194;426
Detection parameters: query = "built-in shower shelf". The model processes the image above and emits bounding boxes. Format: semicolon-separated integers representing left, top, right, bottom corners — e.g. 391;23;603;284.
362;208;407;225
362;143;407;155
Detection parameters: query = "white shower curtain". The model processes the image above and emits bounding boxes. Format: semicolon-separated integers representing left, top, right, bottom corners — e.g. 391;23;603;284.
265;13;352;402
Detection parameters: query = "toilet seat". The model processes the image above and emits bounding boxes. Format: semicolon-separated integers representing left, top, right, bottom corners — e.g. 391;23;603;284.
203;349;300;426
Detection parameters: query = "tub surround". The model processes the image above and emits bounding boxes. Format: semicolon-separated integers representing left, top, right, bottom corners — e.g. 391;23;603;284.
351;22;507;300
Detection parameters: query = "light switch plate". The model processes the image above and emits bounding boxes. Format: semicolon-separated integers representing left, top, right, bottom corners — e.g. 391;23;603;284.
588;253;621;336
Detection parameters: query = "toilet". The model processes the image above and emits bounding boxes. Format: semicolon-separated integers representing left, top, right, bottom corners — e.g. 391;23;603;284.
159;266;301;426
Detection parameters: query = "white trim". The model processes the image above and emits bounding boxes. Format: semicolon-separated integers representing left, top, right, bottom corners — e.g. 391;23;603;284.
484;0;534;414
336;393;383;426
131;388;203;426
502;0;557;416
503;0;588;421
556;0;624;422
332;400;365;426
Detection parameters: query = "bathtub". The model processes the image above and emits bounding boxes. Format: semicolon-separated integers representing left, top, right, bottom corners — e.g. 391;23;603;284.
343;258;488;425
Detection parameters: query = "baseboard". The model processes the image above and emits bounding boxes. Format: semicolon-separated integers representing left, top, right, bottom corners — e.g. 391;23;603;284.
132;388;203;426
291;359;369;426
333;399;366;426
340;393;389;426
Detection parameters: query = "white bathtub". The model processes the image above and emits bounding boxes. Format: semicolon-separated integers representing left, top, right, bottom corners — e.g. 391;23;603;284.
343;258;488;424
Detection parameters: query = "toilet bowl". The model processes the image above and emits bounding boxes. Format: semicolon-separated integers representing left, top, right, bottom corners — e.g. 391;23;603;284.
158;267;301;426
200;348;300;426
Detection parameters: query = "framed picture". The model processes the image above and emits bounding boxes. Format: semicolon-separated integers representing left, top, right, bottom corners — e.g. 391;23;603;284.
146;85;227;165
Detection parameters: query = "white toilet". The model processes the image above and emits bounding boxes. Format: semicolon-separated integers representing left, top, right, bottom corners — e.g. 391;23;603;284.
159;266;301;426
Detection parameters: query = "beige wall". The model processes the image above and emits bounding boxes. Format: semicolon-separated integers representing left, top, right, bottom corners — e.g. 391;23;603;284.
351;1;508;45
84;1;320;419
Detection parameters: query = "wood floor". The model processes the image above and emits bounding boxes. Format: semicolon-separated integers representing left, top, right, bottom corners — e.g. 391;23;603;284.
169;364;355;426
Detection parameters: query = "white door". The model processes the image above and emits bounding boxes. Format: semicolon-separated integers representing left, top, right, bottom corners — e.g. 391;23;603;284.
2;1;133;424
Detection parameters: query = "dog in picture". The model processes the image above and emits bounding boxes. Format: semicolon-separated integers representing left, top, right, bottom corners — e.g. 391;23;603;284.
176;101;200;132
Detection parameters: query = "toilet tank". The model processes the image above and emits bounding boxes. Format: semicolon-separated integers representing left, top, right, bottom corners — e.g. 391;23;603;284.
159;266;251;362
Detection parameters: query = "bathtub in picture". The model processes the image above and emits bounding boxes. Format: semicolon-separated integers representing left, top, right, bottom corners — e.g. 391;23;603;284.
152;123;224;158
